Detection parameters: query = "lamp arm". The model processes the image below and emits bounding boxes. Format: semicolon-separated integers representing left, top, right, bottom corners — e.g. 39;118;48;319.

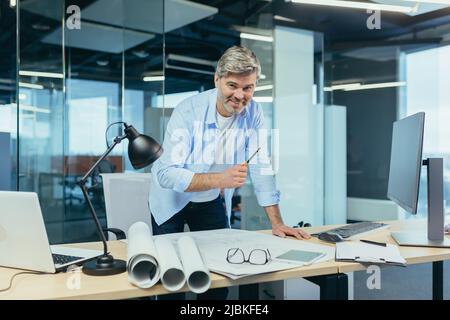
77;135;126;256
79;135;125;184
78;183;109;255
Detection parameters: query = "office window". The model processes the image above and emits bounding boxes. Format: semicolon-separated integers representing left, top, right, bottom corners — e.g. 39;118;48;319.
155;91;199;109
68;96;108;155
0;105;12;133
325;44;399;202
123;89;145;172
67;79;120;156
402;45;450;216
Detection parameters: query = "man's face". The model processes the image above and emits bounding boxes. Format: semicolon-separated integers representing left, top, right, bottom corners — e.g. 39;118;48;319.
215;72;257;116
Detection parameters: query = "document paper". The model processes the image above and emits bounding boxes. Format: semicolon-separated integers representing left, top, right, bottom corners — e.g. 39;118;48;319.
158;228;335;279
336;241;406;266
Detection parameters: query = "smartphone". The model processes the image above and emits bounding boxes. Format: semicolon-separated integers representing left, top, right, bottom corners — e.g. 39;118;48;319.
274;249;325;265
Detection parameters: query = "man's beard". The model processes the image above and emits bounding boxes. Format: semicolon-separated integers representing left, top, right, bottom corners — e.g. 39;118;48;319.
223;97;247;115
223;100;237;114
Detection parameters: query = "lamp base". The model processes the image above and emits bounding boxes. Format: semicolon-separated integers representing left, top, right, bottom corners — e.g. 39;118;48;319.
82;254;127;276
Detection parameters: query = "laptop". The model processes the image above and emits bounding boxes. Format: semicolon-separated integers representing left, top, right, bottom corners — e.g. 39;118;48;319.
0;191;103;273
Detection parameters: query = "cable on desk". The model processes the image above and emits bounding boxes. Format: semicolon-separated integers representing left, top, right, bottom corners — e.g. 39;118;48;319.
0;271;45;293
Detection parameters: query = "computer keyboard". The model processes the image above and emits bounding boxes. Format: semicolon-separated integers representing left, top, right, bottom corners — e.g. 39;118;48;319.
316;221;389;239
52;253;83;265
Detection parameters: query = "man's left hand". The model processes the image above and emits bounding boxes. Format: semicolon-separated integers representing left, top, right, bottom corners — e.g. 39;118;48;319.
272;224;311;240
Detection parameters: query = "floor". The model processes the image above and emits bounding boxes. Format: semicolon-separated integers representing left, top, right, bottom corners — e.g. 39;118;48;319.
353;260;450;299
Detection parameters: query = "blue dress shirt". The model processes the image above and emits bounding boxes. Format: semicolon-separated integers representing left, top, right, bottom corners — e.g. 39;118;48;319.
149;88;280;226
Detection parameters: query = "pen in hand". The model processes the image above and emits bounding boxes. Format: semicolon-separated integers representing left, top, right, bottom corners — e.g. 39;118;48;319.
246;147;261;164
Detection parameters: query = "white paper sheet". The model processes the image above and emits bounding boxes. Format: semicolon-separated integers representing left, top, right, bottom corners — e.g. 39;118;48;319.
177;236;211;294
336;241;406;266
127;226;334;288
158;228;335;278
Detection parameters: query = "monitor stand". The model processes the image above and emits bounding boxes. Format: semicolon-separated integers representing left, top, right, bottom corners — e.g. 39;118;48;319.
391;158;450;248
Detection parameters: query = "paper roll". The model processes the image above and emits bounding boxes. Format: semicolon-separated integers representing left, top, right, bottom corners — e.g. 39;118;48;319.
154;237;186;292
127;222;160;288
177;235;211;294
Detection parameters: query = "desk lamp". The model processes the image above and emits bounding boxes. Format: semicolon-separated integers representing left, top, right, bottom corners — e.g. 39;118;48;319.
77;122;162;276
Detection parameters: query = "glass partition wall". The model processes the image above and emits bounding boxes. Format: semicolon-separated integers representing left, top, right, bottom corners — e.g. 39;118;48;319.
14;0;326;243
17;0;164;243
399;44;450;218
0;1;17;194
18;0;66;243
325;38;449;222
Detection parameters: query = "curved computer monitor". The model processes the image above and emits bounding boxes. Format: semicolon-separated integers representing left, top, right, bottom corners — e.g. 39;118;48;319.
387;112;425;215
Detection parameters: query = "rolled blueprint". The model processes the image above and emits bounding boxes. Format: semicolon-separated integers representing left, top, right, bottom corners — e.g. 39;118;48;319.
127;222;160;288
177;235;211;294
154;237;186;292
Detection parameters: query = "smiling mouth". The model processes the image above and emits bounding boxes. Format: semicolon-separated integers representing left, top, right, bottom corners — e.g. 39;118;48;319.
228;100;242;107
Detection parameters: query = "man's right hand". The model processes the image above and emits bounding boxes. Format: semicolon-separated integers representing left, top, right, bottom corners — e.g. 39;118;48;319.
219;164;247;189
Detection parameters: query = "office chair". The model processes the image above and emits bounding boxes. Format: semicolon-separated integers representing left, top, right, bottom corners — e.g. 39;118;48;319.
100;173;153;240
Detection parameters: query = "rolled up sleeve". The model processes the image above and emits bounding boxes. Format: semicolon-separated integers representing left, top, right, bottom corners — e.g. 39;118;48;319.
156;165;195;193
256;188;281;207
249;167;280;207
152;103;196;192
247;102;281;207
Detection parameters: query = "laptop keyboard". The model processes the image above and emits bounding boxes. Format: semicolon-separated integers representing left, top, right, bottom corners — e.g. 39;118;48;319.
52;253;83;265
317;221;388;239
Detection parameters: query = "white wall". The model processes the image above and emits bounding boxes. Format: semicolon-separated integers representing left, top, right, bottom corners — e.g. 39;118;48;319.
324;105;347;225
347;197;400;221
274;26;324;227
0;132;11;191
0;106;12;191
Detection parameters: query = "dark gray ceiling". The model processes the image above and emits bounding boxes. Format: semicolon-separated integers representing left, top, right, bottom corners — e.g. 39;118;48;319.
1;0;449;99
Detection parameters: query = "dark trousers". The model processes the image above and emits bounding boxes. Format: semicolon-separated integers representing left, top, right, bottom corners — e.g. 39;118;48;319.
151;196;229;300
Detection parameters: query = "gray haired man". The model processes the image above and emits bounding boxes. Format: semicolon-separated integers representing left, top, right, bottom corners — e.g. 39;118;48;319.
149;46;310;298
150;45;309;239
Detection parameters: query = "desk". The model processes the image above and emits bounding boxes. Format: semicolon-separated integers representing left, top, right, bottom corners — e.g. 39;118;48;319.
0;220;448;300
227;220;449;300
0;241;339;300
333;219;450;300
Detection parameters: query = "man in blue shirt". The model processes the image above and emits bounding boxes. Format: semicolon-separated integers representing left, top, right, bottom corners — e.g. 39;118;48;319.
149;45;310;240
148;46;310;299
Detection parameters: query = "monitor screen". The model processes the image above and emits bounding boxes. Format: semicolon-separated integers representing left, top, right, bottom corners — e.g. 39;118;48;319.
387;112;425;214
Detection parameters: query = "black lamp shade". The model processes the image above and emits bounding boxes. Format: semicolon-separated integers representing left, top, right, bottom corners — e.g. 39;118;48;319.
124;124;163;169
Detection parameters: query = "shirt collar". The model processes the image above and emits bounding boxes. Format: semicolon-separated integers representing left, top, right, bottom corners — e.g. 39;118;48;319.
206;88;250;126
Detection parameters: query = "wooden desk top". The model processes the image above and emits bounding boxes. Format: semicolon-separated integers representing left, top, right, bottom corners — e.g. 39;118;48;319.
0;238;337;300
313;219;450;273
1;220;448;299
